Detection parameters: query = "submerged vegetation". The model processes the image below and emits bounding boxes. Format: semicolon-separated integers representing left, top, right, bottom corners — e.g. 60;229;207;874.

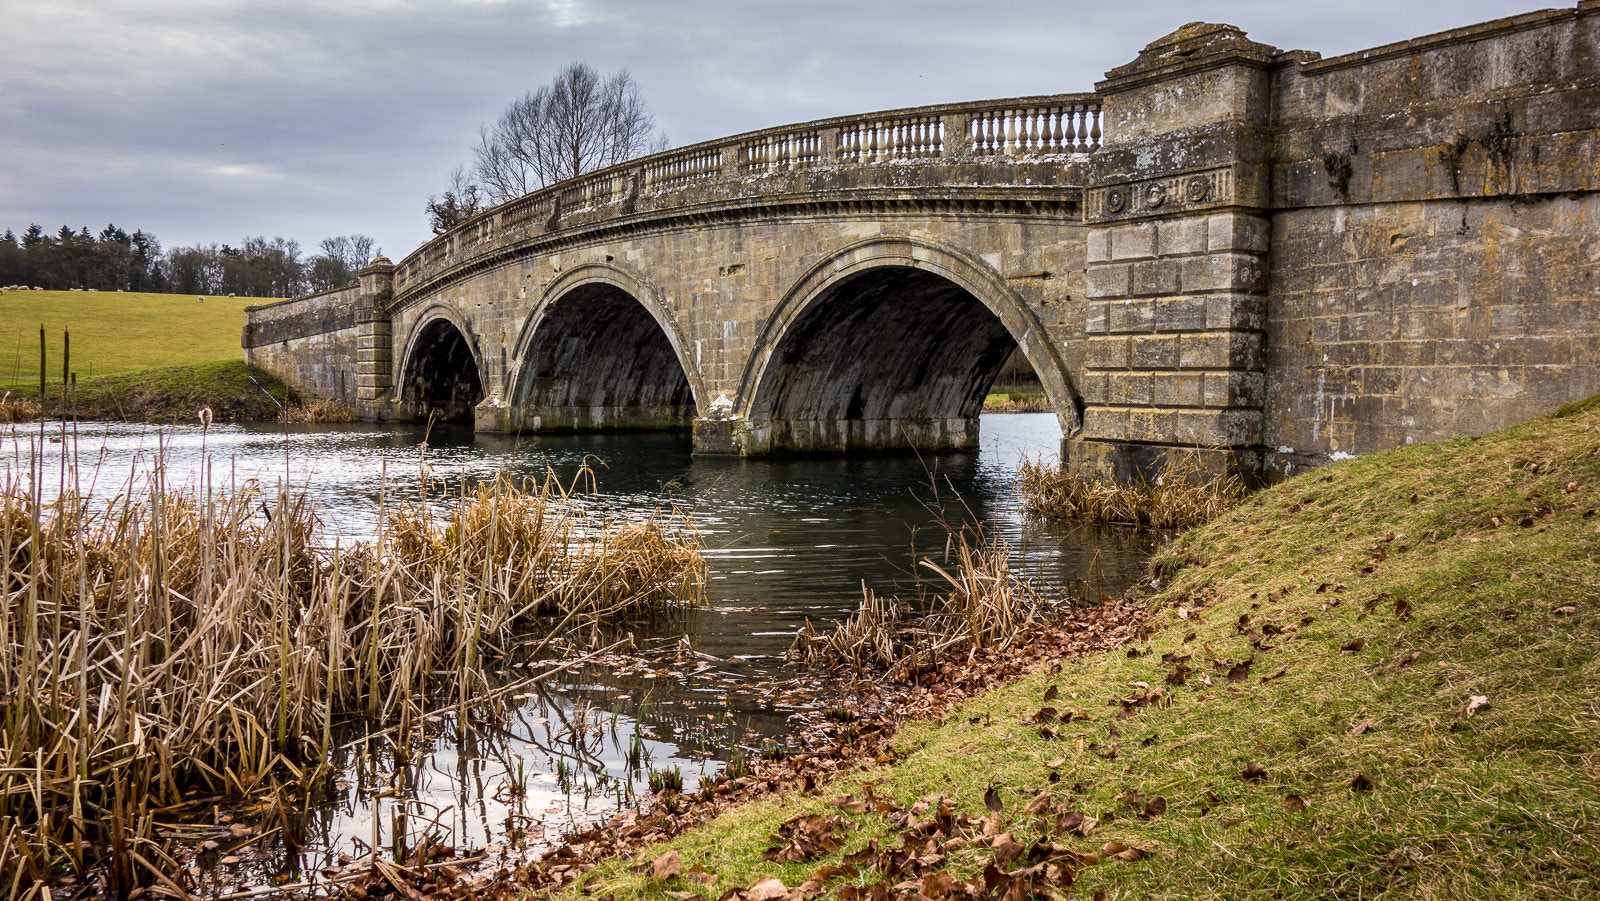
574;397;1600;901
1018;450;1249;530
0;449;704;897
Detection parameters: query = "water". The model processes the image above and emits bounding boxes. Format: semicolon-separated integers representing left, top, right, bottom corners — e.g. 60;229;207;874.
2;415;1156;888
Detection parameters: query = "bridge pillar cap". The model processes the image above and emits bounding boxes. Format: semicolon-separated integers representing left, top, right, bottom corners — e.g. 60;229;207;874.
1099;20;1280;90
359;255;395;276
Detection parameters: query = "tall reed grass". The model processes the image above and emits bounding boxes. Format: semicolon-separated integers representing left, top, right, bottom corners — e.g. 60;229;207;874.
791;528;1037;674
278;397;359;423
0;392;40;423
0;450;703;898
1018;450;1249;531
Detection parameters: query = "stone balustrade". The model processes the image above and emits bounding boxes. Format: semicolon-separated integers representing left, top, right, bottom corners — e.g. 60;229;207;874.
392;93;1101;296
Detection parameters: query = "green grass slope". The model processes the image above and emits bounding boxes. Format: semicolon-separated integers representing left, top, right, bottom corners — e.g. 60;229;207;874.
580;398;1600;900
0;289;268;385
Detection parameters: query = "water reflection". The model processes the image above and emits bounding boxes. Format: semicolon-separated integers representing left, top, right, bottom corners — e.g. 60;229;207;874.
2;415;1157;887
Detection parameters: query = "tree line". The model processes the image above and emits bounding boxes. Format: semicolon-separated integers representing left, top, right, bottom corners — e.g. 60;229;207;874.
0;224;377;299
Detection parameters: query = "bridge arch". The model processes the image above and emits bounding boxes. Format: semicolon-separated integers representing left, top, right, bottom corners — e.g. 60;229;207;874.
506;263;701;432
734;236;1081;454
397;305;486;423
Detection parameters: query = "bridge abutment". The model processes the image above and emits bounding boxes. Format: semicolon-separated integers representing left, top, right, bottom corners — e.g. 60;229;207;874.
1070;23;1276;481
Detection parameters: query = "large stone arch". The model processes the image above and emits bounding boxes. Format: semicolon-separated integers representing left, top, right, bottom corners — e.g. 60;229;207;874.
396;304;486;423
501;263;702;433
724;236;1081;454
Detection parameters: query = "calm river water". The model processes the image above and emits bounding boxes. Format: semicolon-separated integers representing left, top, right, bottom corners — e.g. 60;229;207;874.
2;415;1155;888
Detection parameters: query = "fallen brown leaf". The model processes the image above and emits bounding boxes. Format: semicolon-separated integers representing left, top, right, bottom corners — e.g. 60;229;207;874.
652;850;682;880
1243;762;1267;780
744;877;791;901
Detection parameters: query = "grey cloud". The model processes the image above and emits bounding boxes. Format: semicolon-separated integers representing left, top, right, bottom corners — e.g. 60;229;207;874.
3;0;1545;257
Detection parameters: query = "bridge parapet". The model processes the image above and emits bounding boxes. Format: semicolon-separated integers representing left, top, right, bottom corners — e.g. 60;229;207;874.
392;94;1102;300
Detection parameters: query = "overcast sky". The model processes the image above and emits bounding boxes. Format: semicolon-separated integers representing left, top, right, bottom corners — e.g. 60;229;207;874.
1;0;1551;261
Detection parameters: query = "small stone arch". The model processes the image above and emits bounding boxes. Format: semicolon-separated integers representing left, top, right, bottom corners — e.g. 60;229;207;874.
504;263;702;432
733;236;1081;453
396;304;486;423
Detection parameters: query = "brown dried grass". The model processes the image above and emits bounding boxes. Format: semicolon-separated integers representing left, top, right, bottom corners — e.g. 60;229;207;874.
791;529;1039;675
1018;449;1249;531
0;391;40;423
0;458;703;897
279;396;359;423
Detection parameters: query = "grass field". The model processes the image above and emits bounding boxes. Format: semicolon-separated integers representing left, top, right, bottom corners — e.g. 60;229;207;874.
579;396;1600;900
0;289;269;386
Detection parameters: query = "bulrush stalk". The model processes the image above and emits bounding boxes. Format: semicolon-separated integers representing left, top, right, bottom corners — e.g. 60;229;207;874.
0;454;704;897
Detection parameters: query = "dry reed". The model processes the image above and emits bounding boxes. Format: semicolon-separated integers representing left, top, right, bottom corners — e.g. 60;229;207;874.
0;456;703;898
279;397;359;423
1018;449;1249;531
791;528;1037;674
0;392;41;423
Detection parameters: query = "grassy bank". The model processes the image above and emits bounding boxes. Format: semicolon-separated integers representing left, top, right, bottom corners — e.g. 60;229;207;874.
982;385;1051;414
0;289;268;386
576;397;1600;900
5;359;294;423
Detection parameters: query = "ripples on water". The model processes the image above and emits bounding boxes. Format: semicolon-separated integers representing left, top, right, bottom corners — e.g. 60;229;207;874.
2;416;1157;887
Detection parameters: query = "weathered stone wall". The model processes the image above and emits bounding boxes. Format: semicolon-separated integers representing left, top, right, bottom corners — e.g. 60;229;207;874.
243;286;365;406
1260;3;1600;474
1068;2;1599;479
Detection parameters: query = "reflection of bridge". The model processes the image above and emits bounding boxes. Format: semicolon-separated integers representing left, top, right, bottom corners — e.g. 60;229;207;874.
247;8;1600;477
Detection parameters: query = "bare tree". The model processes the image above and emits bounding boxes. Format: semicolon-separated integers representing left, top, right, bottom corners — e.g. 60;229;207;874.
305;234;378;291
471;62;667;203
425;165;487;236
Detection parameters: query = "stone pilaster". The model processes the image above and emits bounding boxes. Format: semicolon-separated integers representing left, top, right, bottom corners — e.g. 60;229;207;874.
1069;23;1278;481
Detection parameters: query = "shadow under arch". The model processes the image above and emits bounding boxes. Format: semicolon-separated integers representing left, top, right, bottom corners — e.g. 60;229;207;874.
504;263;700;433
734;236;1081;455
397;305;486;423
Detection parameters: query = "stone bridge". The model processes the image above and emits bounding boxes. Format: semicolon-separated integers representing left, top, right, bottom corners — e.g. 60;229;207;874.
247;3;1600;477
